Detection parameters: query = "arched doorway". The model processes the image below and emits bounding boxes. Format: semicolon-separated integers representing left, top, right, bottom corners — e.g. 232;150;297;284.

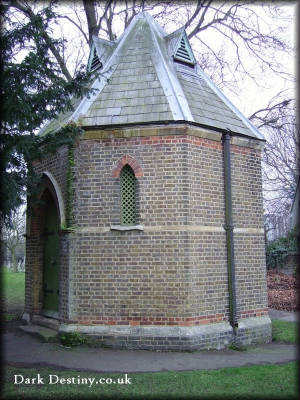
41;188;60;318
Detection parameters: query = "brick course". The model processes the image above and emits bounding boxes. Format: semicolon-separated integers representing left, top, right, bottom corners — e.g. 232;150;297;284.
24;124;271;349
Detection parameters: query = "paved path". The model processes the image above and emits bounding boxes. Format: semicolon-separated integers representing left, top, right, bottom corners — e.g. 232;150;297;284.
3;330;297;373
4;309;298;373
268;309;298;322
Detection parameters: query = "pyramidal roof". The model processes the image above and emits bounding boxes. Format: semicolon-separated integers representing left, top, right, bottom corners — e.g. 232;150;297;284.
41;12;264;140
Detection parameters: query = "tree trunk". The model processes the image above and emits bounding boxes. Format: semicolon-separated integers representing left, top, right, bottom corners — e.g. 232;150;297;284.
83;0;99;46
0;226;5;268
11;249;18;273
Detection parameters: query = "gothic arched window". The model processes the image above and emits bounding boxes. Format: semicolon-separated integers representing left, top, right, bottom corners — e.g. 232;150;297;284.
120;165;136;225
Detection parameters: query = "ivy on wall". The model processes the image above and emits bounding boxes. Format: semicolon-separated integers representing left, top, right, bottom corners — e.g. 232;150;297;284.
65;144;75;229
28;121;83;230
37;121;83;156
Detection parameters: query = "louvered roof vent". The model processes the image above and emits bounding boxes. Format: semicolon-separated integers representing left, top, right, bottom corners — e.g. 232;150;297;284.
173;33;196;66
88;47;102;72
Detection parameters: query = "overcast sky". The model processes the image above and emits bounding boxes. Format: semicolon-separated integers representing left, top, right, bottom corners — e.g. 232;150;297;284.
10;1;297;124
52;2;296;121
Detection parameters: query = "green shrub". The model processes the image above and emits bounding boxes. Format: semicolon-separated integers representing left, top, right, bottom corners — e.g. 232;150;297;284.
59;332;86;347
266;225;299;269
266;239;289;269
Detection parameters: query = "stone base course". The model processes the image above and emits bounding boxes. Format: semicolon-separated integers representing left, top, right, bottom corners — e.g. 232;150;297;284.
58;316;271;351
235;316;272;346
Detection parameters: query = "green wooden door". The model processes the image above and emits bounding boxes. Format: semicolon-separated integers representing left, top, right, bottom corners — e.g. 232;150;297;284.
42;193;60;317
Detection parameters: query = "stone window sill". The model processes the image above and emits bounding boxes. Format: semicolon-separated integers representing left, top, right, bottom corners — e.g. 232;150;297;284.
110;224;144;231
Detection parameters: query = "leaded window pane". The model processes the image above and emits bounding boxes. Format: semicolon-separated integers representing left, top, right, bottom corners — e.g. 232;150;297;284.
120;165;136;225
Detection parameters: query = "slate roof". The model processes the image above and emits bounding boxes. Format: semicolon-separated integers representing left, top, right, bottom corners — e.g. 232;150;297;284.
40;12;264;141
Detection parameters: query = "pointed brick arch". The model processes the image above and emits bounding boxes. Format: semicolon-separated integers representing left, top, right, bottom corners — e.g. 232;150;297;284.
42;172;66;227
112;155;143;179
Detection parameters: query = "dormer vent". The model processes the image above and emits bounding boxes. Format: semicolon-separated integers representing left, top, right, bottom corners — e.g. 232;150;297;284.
173;33;196;66
88;47;102;72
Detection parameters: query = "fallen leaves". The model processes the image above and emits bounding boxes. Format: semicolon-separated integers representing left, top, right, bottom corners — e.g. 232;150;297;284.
267;270;299;311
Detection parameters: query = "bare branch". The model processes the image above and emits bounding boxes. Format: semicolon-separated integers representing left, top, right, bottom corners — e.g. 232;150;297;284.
9;0;73;82
57;14;89;45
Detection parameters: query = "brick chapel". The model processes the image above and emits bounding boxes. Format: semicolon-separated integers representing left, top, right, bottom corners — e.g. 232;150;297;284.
23;12;271;350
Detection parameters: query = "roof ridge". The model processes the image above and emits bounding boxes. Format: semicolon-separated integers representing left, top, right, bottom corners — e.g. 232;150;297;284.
70;14;147;122
92;35;116;47
144;12;194;121
141;11;168;36
39;11;264;141
165;26;185;40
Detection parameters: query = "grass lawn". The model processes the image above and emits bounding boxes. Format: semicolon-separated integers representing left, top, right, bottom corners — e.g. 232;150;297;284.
3;362;299;399
2;266;25;306
272;319;299;344
2;266;299;399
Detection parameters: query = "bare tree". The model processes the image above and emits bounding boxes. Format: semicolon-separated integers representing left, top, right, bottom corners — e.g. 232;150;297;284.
4;1;296;219
249;91;294;131
250;99;299;216
54;1;298;219
77;1;294;89
2;209;26;272
6;1;294;92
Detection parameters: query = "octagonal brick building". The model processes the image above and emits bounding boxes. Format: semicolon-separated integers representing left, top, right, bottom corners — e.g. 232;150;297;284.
23;12;271;350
